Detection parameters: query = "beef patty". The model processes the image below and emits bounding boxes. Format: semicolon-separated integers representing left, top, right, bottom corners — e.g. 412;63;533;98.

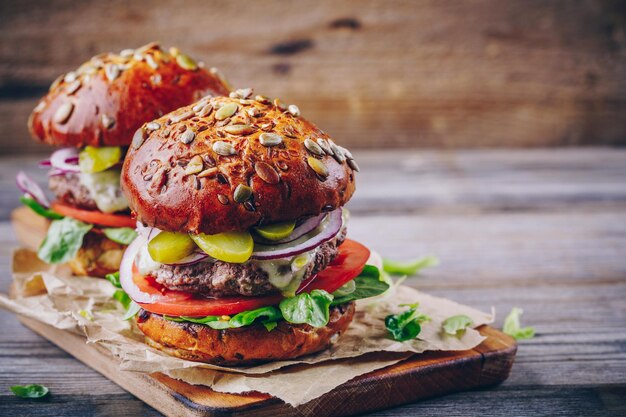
49;174;98;210
150;227;347;297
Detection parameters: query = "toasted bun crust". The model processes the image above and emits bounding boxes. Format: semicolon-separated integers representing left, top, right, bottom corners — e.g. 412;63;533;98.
136;302;355;365
122;93;358;234
28;43;230;148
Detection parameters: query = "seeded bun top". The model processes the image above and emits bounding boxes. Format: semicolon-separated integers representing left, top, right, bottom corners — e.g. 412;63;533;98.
122;91;358;234
28;43;231;148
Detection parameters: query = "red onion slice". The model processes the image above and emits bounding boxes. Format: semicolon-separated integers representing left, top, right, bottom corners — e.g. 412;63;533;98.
39;159;51;168
136;224;161;242
165;251;209;266
119;236;161;304
50;147;80;173
251;209;343;260
47;168;66;177
16;171;51;208
252;213;326;244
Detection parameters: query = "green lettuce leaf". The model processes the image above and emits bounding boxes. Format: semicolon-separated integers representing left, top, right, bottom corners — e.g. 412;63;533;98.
385;302;431;341
37;217;93;264
503;307;535;340
105;271;121;288
382;256;439;276
20;195;63;219
264;321;278;331
442;314;474;336
113;289;132;309
102;227;138;245
10;384;49;399
279;289;333;328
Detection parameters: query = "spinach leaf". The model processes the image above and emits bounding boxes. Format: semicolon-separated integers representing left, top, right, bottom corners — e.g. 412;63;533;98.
332;274;389;305
442;314;474;336
19;196;63;220
37;217;92;264
383;256;439;276
385;302;431;341
102;227;138;245
10;384;49;399
503;307;535;340
279;289;333;328
164;306;282;330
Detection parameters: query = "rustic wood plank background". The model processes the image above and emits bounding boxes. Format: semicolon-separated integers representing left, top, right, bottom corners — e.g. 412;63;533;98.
1;149;625;416
1;0;625;154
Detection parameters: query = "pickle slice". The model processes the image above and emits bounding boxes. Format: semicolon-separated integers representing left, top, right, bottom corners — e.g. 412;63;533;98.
191;231;253;263
79;146;122;173
254;220;296;241
147;232;196;264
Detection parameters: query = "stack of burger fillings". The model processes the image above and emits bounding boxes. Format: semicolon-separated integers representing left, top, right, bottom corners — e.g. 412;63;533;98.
120;92;389;365
17;43;230;277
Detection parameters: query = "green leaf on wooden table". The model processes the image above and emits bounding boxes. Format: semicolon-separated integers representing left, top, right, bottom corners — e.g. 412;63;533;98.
382;256;439;276
10;384;49;399
385;302;431;341
442;314;474;336
102;227;138;245
37;217;92;264
503;307;535;340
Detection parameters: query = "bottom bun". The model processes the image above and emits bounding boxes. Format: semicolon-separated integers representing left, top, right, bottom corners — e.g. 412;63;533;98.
68;231;125;278
136;302;356;365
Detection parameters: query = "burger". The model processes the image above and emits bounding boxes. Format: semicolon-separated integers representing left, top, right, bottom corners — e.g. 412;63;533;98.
118;92;389;365
17;43;230;277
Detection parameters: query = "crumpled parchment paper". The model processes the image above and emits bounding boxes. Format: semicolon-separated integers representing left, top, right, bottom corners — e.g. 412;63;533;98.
0;248;494;406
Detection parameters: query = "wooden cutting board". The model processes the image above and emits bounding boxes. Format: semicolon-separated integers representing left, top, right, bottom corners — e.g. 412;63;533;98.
17;316;516;417
10;207;517;416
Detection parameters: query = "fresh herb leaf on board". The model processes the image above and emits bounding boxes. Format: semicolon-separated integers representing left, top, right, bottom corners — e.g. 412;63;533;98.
503;307;535;340
442;314;474;336
385;302;431;341
382;256;439;276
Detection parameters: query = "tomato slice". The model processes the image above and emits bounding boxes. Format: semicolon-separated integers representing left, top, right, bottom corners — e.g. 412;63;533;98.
51;202;135;228
134;239;371;317
298;239;370;294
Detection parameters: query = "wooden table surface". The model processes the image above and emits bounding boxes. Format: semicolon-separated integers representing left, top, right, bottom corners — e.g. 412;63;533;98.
1;149;625;416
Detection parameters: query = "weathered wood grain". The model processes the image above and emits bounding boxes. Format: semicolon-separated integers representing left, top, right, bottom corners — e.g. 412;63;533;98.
1;0;625;154
12;316;516;417
0;149;625;416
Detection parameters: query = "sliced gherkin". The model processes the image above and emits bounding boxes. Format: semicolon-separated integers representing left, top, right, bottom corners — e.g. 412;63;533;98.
79;146;122;173
148;232;196;264
254;220;296;241
191;231;253;263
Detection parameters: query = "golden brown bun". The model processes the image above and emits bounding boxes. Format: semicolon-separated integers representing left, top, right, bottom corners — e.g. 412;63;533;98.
122;93;358;234
28;43;230;148
68;231;125;277
136;303;355;365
